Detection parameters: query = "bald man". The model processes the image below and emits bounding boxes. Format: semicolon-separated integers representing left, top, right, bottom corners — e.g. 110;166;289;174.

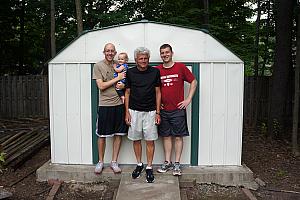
92;43;128;174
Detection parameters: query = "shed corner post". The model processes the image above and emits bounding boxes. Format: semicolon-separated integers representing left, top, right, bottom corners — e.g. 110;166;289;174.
191;63;200;166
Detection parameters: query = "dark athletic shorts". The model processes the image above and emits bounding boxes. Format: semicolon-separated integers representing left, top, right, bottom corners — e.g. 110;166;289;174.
96;104;128;137
158;109;189;137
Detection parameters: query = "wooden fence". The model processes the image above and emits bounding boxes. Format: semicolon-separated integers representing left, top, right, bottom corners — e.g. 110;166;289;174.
243;76;293;127
243;76;270;127
0;75;48;118
0;75;291;125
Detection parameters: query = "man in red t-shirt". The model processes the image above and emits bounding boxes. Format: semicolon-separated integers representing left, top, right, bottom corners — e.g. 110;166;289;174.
156;44;197;176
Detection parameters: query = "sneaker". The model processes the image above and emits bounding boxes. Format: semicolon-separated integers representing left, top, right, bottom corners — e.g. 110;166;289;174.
157;161;173;173
173;162;182;176
94;161;104;174
110;161;122;173
146;168;155;183
132;163;144;179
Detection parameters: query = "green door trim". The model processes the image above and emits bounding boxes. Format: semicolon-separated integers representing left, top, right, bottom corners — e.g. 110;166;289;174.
91;64;99;164
190;63;200;166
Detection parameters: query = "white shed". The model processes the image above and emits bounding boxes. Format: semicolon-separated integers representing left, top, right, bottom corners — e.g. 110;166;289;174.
48;20;244;166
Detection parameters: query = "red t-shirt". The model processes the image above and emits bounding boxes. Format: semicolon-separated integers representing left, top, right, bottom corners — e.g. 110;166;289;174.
156;62;195;111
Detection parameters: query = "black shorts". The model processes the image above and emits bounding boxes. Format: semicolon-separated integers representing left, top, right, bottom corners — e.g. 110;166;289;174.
96;104;128;137
158;109;189;137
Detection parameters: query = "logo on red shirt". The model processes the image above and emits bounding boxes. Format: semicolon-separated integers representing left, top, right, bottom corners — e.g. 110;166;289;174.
161;74;179;87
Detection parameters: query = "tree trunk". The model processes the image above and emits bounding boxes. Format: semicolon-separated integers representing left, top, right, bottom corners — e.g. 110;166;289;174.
256;0;271;130
292;10;300;156
254;0;261;128
75;0;83;35
261;0;271;76
50;0;56;57
19;0;25;71
268;0;293;138
203;0;209;30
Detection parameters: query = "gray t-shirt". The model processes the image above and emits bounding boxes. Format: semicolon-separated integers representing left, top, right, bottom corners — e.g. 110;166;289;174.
93;60;122;106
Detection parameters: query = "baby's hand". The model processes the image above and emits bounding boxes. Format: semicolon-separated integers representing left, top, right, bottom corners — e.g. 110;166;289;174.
118;65;125;71
117;72;126;80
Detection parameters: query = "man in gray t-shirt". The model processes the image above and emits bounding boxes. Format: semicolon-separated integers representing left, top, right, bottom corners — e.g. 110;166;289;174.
92;43;127;174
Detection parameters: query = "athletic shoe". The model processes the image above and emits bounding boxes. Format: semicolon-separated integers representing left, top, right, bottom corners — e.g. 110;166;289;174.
132;163;144;179
146;168;155;183
110;161;122;173
157;161;173;173
173;162;182;176
94;161;104;174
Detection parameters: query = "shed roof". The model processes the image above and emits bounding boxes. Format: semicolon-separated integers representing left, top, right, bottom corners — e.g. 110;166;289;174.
49;20;243;64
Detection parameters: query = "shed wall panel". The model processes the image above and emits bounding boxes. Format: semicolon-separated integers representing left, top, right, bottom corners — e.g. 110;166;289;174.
66;64;82;164
225;63;243;165
50;64;69;163
211;63;226;165
199;63;212;165
199;63;243;166
80;64;93;164
49;64;93;164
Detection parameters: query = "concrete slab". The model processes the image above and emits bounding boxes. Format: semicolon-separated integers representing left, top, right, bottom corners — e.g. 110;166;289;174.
36;161;258;189
179;164;258;189
115;175;180;200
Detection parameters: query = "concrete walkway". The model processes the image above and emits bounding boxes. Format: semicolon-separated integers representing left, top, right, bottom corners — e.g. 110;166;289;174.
116;175;180;200
37;161;258;200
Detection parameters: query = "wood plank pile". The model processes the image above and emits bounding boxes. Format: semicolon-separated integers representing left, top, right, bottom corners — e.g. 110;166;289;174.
0;118;49;170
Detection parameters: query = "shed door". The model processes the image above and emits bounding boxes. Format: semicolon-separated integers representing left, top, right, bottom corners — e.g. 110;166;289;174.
91;63;200;165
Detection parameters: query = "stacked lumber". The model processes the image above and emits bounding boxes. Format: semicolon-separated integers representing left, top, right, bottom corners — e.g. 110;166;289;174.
0;118;49;169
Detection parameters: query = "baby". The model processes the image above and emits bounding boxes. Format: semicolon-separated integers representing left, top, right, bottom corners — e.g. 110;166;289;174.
113;52;129;103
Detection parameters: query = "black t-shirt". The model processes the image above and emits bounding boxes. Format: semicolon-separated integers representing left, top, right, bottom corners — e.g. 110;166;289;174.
126;66;161;111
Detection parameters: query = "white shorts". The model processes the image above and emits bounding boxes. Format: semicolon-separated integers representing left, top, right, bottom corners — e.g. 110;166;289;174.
127;109;158;141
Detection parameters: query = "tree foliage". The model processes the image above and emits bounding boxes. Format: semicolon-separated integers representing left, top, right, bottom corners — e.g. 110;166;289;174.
0;0;289;78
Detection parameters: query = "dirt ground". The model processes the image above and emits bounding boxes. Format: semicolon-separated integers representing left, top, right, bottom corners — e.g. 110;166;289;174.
0;123;300;200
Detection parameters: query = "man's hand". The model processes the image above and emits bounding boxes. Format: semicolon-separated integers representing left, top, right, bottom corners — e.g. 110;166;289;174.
177;99;191;109
155;114;161;125
125;111;131;125
117;72;126;80
116;82;125;90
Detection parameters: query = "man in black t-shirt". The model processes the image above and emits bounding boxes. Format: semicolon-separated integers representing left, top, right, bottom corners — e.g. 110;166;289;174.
125;47;161;183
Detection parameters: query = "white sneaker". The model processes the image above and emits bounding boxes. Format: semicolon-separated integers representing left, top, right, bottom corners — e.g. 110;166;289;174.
157;161;173;173
95;161;104;174
173;162;182;176
110;161;122;173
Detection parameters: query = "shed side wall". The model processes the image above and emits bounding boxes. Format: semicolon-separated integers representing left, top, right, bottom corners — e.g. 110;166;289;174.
49;63;92;164
199;62;243;165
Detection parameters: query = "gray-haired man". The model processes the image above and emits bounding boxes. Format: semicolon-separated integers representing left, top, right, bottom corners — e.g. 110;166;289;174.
124;47;161;183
